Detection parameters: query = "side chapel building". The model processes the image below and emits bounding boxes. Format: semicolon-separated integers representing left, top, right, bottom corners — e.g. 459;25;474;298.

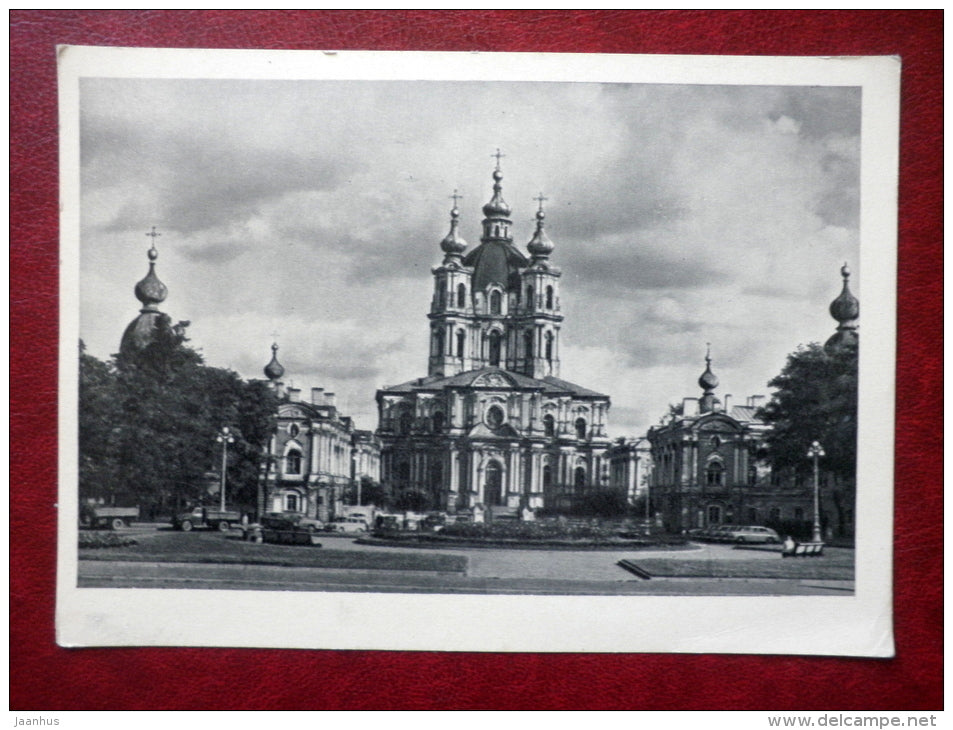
375;159;611;515
646;265;859;537
259;344;382;522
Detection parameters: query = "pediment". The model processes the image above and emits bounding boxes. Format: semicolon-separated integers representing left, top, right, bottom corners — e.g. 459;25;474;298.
468;422;521;439
697;414;741;433
472;371;516;388
278;403;312;419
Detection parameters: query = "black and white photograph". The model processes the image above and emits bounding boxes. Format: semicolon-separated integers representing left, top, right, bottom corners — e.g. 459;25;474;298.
58;48;899;655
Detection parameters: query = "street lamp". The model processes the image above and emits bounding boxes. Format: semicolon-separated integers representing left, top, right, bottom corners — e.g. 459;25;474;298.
807;440;825;543
216;426;235;512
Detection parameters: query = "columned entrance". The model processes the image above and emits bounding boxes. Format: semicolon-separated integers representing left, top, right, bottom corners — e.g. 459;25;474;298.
484;460;504;506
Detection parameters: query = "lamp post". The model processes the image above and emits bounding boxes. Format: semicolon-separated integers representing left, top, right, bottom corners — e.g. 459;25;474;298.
807;440;825;543
216;426;235;512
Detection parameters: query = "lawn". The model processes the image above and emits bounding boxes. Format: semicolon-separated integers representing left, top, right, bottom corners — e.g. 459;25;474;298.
79;531;468;573
632;549;854;581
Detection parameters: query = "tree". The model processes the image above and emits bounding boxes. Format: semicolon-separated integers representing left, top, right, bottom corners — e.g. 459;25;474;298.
79;337;278;520
757;341;857;536
578;487;629;517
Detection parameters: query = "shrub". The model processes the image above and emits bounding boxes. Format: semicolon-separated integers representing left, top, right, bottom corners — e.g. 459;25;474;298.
78;532;138;549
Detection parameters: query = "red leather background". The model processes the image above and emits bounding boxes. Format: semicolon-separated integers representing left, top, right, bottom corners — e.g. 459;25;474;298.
10;10;942;710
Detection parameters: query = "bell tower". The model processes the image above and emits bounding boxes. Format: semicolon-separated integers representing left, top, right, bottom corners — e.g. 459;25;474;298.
428;191;474;377
509;193;562;378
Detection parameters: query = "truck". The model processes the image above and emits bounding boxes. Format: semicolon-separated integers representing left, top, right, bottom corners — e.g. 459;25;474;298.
172;506;242;532
79;505;140;530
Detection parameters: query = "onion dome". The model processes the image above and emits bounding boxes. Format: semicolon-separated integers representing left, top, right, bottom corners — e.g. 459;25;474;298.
829;263;859;324
120;231;171;357
526;193;555;259
825;262;860;353
698;344;721;413
464;153;528;290
440;191;467;259
482;151;512;219
264;342;285;382
134;243;168;312
698;347;719;393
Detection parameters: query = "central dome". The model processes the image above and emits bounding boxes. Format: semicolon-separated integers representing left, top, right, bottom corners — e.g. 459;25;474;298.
482;168;511;218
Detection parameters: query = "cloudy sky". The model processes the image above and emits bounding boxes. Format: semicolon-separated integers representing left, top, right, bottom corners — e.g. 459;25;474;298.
79;75;860;436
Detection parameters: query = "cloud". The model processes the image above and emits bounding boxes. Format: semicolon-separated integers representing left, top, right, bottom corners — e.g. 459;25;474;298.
78;76;861;436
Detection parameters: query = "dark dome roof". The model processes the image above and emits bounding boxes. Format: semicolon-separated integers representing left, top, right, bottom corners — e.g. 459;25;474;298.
482;168;512;218
527;207;554;258
134;247;168;310
829;263;859;323
698;365;719;392
463;240;528;292
264;343;285;381
698;348;719;392
440;206;467;255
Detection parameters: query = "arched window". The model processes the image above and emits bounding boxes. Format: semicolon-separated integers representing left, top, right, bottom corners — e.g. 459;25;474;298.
542;464;552;490
545;285;554;309
432;411;445;433
285;450;302;475
526;285;534;311
457;283;466;308
575;417;587;440
286;493;299;512
543;413;555;437
545;332;554;363
706;461;724;486
434;328;444;356
490;290;502;315
437;286;445;309
398;409;413;435
456;330;465;358
574;466;587;489
488;331;502;367
524;330;534;358
707;504;722;524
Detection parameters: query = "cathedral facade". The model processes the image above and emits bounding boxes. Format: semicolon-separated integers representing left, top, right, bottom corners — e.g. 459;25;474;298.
375;160;611;514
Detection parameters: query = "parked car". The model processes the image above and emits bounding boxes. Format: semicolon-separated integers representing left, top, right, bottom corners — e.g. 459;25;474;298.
327;516;369;534
696;525;733;542
724;525;780;544
257;512;323;545
173;506;242;532
260;512;323;532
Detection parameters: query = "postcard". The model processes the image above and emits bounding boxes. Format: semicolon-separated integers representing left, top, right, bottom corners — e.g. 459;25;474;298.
57;47;898;655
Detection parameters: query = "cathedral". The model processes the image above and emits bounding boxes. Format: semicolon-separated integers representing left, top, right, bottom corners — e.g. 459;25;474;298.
375;159;612;515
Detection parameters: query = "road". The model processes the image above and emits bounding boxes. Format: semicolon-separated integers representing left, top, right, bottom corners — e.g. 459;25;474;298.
78;525;854;595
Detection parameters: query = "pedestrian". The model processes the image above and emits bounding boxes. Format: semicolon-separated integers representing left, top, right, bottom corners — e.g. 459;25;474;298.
783;535;796;556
